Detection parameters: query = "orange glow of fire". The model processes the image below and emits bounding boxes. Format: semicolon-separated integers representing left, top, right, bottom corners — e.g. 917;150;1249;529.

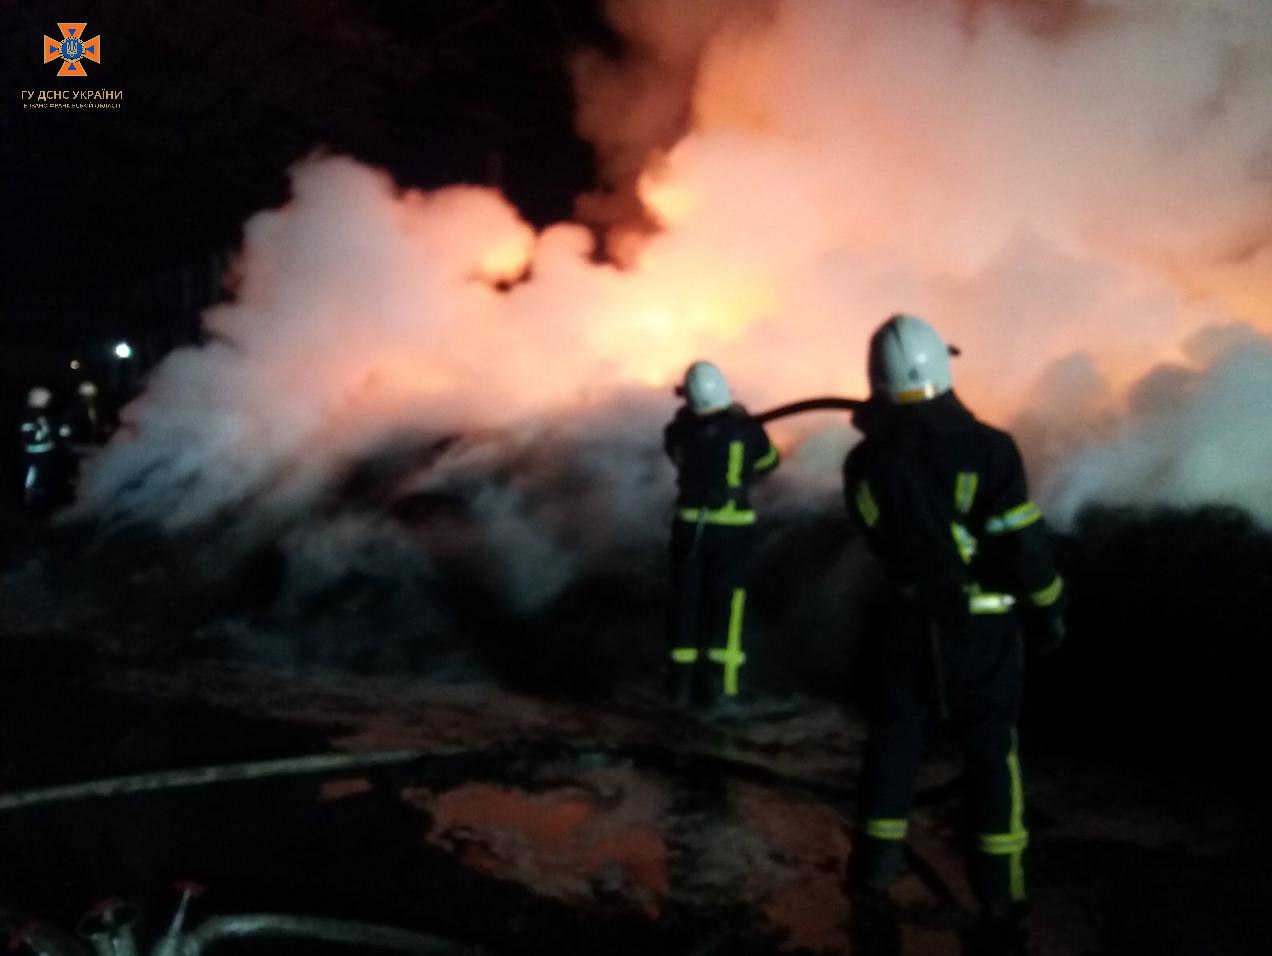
479;238;533;284
636;166;699;228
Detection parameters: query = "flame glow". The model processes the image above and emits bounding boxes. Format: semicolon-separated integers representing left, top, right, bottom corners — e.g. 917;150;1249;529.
77;0;1272;547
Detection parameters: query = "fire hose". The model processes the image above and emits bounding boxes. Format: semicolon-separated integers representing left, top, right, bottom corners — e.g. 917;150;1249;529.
0;738;851;815
753;396;865;424
174;914;485;954
0;749;432;813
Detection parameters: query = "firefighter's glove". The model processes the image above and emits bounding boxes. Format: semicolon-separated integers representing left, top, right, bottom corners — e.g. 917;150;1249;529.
1024;611;1066;657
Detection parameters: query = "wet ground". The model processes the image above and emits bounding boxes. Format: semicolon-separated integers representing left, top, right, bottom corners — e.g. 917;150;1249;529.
2;529;1271;955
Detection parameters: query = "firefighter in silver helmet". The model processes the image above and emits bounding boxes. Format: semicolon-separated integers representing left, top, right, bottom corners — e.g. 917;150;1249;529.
19;386;73;513
844;315;1065;956
663;361;780;710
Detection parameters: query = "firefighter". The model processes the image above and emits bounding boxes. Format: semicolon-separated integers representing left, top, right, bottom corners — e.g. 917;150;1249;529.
664;361;780;710
843;315;1065;956
19;386;72;514
73;380;106;445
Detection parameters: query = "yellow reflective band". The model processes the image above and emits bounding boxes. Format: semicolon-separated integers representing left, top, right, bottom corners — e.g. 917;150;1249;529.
979;832;1030;854
865;818;909;840
707;647;748;684
754;443;779;472
1010;852;1026;902
726;440;744;489
895;383;939;404
856;480;880;528
969;591;1015;614
1008;729;1028;902
707;588;747;696
671;647;698;664
985;501;1042;535
676;502;757;526
955;471;979;516
951;522;978;564
1008;731;1025;835
1030;574;1064;608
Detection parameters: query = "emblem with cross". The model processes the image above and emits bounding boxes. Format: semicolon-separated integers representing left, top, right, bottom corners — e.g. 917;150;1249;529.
44;22;101;77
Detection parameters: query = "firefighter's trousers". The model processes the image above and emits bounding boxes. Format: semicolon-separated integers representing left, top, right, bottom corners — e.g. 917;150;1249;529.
668;519;755;705
852;607;1028;913
22;451;57;512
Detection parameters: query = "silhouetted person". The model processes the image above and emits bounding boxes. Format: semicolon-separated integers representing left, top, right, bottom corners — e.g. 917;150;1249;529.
844;315;1065;956
19;386;72;515
664;361;780;711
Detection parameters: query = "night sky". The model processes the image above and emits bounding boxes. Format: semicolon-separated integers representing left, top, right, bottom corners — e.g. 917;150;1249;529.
1;0;610;377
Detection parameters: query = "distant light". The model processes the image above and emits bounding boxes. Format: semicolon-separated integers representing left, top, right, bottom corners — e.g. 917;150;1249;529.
114;341;133;360
69;359;81;370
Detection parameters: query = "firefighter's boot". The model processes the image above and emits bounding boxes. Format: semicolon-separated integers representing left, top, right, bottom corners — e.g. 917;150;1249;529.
961;903;1031;956
848;892;900;956
846;837;904;956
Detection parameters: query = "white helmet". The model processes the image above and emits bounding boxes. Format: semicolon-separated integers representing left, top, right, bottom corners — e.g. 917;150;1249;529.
868;314;955;404
681;360;733;415
27;386;52;409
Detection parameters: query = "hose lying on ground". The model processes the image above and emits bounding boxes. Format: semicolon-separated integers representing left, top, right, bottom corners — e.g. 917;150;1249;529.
0;735;856;813
178;914;491;955
0;749;431;812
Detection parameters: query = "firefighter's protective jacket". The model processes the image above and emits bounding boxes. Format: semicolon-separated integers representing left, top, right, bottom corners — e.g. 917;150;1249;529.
663;404;779;525
844;393;1063;622
20;415;68;456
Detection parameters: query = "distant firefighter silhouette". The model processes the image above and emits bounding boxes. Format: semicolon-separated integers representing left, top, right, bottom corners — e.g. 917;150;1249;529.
20;386;73;514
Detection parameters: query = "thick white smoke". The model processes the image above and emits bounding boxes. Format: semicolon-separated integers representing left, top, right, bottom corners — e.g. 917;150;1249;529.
1045;323;1272;524
77;0;1272;613
583;0;1272;521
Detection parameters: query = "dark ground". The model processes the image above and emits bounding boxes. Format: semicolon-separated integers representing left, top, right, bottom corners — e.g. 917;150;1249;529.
2;500;1272;955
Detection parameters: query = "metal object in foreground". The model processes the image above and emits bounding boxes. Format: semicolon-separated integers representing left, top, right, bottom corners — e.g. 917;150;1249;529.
176;914;482;954
77;901;142;956
7;921;92;956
